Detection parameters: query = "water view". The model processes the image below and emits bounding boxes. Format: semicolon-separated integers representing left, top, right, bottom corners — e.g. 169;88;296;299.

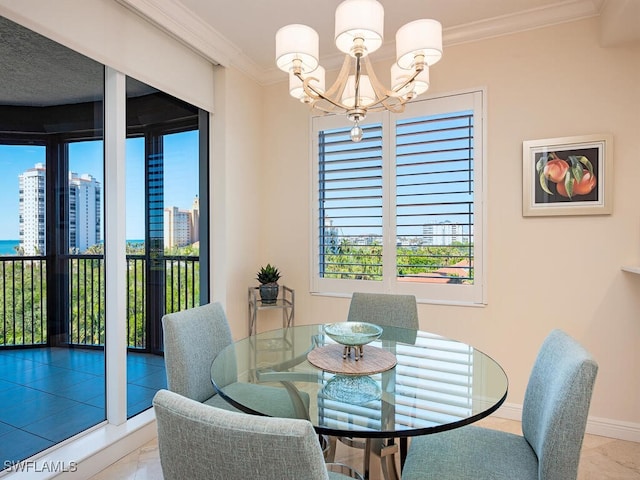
0;239;18;255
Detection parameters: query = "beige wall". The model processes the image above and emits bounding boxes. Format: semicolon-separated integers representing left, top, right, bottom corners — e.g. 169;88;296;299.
260;17;640;436
211;65;265;333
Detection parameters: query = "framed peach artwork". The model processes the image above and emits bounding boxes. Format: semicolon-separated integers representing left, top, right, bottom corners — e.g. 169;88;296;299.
522;134;613;216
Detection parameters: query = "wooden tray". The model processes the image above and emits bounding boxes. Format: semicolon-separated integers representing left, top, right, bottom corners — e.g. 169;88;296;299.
307;343;397;375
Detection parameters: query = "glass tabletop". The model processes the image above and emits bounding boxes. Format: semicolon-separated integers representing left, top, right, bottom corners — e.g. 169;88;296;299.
211;324;508;438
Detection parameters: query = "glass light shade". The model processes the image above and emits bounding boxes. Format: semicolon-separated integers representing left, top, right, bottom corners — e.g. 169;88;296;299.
276;24;319;73
335;0;384;57
289;66;326;101
341;74;376;107
396;19;442;68
350;124;363;142
391;63;430;97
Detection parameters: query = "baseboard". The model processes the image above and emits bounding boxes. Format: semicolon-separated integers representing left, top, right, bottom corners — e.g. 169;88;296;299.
1;409;157;479
496;403;640;443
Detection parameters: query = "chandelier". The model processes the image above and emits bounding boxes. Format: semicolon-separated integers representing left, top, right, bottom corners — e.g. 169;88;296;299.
275;0;443;142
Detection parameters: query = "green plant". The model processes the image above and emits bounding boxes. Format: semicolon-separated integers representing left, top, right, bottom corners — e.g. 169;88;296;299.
256;264;281;285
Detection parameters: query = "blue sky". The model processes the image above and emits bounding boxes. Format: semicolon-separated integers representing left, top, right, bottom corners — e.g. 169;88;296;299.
0;130;199;240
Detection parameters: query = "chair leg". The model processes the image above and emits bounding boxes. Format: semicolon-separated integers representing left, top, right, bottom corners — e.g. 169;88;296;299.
400;437;408;470
379;441;400;480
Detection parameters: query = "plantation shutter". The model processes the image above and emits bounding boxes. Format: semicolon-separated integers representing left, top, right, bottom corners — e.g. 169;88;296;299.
317;123;384;281
395;110;475;284
312;90;484;303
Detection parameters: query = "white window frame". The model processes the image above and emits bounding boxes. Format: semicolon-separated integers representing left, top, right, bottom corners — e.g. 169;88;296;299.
310;89;487;306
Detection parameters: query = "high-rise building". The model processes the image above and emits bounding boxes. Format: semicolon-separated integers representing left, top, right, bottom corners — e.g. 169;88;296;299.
69;172;102;252
423;221;466;246
19;163;46;255
164;196;200;249
190;195;199;243
19;164;101;255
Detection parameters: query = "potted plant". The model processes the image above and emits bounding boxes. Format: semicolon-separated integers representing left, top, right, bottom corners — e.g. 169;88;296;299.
256;264;281;304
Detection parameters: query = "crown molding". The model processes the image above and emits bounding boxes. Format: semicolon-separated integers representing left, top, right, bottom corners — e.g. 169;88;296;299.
444;0;600;46
115;0;263;82
117;0;601;87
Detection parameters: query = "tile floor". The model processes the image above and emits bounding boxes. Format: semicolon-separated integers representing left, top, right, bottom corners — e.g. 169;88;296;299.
89;415;640;480
0;347;166;465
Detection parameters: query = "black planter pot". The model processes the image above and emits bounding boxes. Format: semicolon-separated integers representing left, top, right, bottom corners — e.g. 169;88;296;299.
259;283;279;304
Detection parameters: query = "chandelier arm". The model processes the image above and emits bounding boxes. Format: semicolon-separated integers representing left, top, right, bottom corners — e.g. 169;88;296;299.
299;55;352;111
310;103;342;114
359;55;395;110
366;102;407;114
361;54;424;111
380;98;408;112
300;76;323;100
361;54;389;101
393;54;426;94
298;72;348;111
323;56;351;100
295;48;427;120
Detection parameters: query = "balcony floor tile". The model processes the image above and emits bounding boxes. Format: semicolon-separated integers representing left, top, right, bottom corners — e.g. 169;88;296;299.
24;369;97;393
0;393;80;428
0;347;165;466
0;427;55;465
21;403;106;444
53;376;106;403
0;420;14;436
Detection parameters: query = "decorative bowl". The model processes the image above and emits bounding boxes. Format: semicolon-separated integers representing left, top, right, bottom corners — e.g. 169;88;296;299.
322;374;381;405
323;322;383;347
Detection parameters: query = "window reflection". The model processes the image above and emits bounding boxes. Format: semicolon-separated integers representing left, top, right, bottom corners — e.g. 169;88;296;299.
125;77;206;417
0;16;106;464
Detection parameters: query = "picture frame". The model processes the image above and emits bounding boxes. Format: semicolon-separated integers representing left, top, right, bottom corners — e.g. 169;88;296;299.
522;134;613;216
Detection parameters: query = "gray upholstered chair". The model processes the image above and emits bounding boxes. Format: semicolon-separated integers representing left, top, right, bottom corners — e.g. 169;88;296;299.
162;302;308;418
401;329;598;480
346;292;419;331
330;292;419;478
153;389;360;480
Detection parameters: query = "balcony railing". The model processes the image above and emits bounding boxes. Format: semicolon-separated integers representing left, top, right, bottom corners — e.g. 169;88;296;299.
0;256;46;346
0;254;199;349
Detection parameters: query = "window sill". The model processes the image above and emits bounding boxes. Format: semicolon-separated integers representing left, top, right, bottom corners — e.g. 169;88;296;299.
310;291;486;308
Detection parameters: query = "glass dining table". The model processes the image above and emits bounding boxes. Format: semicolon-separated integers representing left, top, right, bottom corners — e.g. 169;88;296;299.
210;324;508;480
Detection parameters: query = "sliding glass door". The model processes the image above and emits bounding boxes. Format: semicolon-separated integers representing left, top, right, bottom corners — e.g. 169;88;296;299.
0;16;106;464
125;76;209;417
0;16;210;464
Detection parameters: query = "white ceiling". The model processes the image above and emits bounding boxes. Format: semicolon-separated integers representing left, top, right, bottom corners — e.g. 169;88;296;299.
178;0;581;72
120;0;638;85
180;0;584;70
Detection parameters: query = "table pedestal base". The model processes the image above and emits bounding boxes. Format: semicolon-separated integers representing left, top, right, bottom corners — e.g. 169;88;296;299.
326;436;400;480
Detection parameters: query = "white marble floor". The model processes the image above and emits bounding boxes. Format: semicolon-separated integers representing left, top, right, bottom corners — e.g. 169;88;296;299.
89;417;640;480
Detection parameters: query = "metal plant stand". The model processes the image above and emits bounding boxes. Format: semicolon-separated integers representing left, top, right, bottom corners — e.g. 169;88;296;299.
248;285;294;336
